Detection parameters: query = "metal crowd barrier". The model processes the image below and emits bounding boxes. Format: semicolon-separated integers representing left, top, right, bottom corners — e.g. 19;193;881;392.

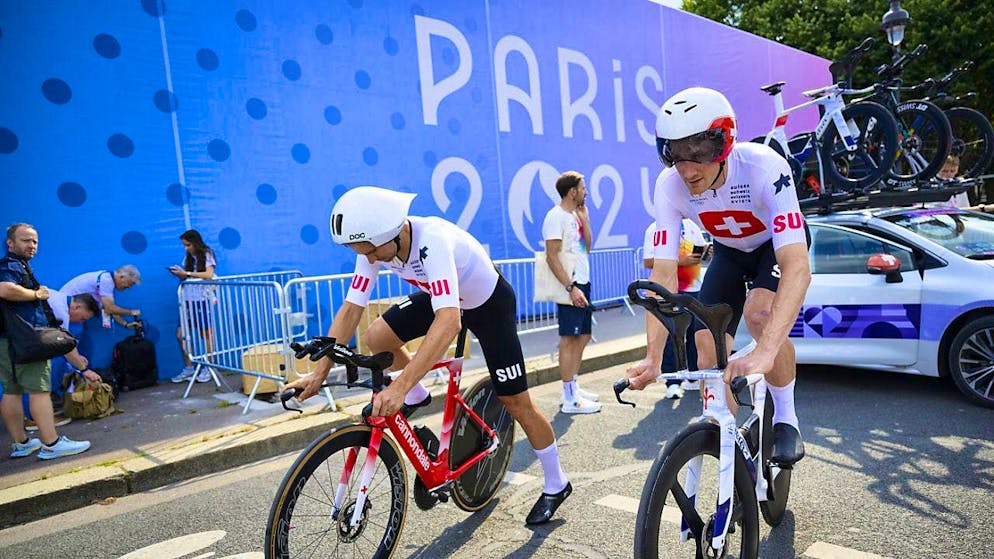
176;250;641;413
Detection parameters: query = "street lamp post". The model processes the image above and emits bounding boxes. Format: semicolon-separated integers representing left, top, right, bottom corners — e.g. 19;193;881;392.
880;0;911;59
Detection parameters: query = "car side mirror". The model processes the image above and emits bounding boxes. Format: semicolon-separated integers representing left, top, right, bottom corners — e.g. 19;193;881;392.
866;253;903;283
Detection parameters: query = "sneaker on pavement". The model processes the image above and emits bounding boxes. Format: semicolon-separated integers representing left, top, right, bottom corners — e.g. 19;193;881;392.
561;395;602;414
37;436;91;460
11;438;42;458
665;383;684;400
195;368;214;383
24;419;38;432
171;367;196;383
680;380;698;391
577;387;600;402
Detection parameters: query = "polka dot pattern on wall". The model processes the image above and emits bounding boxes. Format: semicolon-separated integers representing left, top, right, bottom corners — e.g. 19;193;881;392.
246;98;266;119
282;60;301;81
448;118;461;134
107;133;135;158
41;78;72;104
153;89;178;112
141;0;165;17
235;9;257;32
355;70;371;89
197;48;219;71
324;106;341;125
208;139;230;161
423;151;437;167
348;0;363;8
300;224;319;244
57;182;87;207
291;143;310;164
219;227;241;249
315;24;333;45
256;183;277;204
390;112;405;130
363;147;378;166
166;182;189;206
0;127;17;154
332;184;348;201
121;231;148;254
93;34;121;59
383;36;398;55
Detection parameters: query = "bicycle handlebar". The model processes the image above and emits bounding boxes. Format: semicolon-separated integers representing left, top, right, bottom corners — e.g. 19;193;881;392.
281;337;396;412
875;43;927;81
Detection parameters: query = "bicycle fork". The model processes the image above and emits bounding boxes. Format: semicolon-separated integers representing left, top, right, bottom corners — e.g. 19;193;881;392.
332;428;385;529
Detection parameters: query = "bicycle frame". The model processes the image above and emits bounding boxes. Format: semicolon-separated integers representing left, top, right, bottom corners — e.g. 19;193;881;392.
333;356;502;530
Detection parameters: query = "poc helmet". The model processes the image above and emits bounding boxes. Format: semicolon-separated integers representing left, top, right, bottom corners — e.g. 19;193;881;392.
329;186;416;247
654;87;737;166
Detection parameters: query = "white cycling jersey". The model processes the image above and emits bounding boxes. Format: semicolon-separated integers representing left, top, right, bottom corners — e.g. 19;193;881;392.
652;142;807;259
345;216;499;311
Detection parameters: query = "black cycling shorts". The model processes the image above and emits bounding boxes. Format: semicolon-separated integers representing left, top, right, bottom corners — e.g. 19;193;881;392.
381;276;528;396
697;231;810;338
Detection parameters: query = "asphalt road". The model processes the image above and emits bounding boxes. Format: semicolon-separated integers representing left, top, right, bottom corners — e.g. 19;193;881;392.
1;362;992;559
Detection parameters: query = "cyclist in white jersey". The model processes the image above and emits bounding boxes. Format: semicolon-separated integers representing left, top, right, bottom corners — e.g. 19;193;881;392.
626;87;812;464
286;186;573;525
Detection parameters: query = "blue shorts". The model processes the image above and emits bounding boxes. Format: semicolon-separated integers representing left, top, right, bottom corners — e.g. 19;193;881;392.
184;300;215;332
557;282;592;336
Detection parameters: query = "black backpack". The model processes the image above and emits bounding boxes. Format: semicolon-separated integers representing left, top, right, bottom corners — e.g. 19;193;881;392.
111;320;158;391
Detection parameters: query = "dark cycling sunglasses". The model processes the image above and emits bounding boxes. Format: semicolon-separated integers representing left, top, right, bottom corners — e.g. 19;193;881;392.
656;129;727;167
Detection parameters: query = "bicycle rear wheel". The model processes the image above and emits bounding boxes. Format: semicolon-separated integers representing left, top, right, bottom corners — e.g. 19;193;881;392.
946;106;994;179
885;99;952;188
264;425;408;559
820;101;899;192
449;377;516;512
758;396;792;527
635;422;759;559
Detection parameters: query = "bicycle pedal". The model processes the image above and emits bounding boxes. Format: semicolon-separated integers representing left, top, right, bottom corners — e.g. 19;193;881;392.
436;491;449;503
413;477;439;511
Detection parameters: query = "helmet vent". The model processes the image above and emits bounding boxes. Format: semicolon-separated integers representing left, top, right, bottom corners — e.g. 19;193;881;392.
331;214;343;236
683;104;698;113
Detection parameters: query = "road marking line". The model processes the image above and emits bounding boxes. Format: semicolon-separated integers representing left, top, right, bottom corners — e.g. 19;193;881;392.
803;541;891;559
595;494;681;525
504;471;536;485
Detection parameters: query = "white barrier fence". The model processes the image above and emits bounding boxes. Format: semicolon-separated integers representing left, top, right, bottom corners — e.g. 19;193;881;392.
177;250;640;413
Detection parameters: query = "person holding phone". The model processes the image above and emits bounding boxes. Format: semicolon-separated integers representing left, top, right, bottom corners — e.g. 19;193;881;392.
642;218;709;399
542;171;600;414
168;229;217;384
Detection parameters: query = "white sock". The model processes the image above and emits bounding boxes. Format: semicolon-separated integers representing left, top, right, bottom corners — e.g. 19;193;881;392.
769;380;799;429
533;441;569;494
388;371;430;406
562;379;577;402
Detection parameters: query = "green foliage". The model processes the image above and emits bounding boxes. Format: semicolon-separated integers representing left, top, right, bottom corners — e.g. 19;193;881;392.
682;0;993;120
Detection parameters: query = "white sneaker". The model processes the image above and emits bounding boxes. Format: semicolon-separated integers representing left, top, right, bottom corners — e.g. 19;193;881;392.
577;386;600;402
11;438;42;458
171;367;196;383
665;383;685;400
37;436;91;460
195;367;214;383
680;380;698;392
561;395;602;414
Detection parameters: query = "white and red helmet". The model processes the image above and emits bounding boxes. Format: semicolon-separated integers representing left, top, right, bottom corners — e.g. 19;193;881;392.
654;87;737;166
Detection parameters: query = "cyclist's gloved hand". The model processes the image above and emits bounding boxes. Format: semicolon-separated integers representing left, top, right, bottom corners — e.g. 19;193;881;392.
371;382;406;417
625;358;660;391
285;369;328;402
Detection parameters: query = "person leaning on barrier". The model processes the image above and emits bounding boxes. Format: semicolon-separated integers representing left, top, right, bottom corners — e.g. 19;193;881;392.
169;229;217;384
285;186;574;525
626;87;811;466
60;265;142;329
0;223;91;460
541;170;601;414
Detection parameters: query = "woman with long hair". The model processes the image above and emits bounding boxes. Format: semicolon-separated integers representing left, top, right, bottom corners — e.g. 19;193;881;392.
168;229;217;384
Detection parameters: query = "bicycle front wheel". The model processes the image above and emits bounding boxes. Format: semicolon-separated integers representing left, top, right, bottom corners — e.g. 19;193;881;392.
449;377;516;512
819;101;899;192
265;425;408;559
946;106;994;179
635;422;759;559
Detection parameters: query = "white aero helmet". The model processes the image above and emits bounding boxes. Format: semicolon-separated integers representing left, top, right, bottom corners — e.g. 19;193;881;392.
654;87;737;166
329;186;416;247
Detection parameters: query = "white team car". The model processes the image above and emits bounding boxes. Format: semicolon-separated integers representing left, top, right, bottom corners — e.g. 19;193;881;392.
739;205;994;408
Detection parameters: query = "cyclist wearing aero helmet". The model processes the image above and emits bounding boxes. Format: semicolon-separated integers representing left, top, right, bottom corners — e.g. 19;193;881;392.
626;87;812;465
285;186;573;525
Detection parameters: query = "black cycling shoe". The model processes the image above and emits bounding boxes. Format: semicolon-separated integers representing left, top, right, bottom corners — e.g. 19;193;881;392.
399;394;432;419
525;482;572;526
771;423;805;465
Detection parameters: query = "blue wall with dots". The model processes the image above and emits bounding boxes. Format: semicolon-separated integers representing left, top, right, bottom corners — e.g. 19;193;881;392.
0;0;828;377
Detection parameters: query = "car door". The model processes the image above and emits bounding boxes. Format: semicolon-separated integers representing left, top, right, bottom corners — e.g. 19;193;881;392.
795;223;923;367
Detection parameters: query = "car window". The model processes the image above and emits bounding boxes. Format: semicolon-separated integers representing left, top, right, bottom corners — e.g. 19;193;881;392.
809;225;916;274
884;208;994;259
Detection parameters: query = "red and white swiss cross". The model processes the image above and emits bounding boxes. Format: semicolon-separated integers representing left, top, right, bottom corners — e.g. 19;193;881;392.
698;210;767;239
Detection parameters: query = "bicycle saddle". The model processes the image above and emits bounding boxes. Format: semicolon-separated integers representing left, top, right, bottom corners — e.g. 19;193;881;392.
760;81;785;96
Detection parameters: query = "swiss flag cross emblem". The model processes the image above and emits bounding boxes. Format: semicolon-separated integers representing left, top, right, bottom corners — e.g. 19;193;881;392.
698;210;767;239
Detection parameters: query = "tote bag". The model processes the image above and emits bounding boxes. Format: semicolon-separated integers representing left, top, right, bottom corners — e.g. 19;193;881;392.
533;251;576;306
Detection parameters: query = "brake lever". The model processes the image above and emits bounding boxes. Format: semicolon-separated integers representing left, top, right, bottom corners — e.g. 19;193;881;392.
729;376;754;409
613;379;636;408
280;388;304;414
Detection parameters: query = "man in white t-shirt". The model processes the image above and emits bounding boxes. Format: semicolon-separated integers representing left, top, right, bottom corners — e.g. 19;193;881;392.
60;265;142;328
642;219;709;399
541;171;601;414
48;292;104;396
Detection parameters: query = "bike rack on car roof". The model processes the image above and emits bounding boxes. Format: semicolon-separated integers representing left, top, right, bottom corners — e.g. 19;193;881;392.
800;177;983;215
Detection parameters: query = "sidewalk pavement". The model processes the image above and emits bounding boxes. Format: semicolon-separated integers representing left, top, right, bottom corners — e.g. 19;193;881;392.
0;306;650;528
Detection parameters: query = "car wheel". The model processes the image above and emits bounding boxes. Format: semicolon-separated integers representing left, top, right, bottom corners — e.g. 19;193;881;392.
947;316;994;409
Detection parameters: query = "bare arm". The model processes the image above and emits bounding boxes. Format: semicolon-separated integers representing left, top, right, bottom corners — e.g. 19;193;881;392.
545;239;573;288
183;264;216;280
755;243;810;356
644;258;679;366
288;301;365;401
101;295;138;317
0;281;46;301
